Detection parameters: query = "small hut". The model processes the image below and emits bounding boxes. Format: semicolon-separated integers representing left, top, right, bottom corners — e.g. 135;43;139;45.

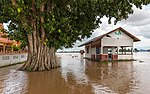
78;27;140;61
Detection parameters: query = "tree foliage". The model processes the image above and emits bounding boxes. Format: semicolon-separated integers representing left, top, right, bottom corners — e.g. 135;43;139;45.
0;0;149;49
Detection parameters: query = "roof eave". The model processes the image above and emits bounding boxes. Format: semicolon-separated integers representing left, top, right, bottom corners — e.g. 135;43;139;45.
78;41;93;47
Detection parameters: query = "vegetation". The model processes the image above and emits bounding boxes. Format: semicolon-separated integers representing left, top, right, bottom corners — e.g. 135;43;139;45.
0;0;149;71
11;45;21;51
134;48;139;52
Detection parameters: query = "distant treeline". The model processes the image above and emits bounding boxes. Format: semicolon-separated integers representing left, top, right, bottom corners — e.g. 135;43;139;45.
57;51;80;53
134;48;150;52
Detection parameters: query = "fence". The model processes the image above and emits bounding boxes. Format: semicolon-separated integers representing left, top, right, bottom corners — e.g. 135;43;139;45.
0;53;27;67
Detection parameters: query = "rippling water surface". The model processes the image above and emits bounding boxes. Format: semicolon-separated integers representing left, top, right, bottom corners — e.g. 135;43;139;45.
0;52;150;94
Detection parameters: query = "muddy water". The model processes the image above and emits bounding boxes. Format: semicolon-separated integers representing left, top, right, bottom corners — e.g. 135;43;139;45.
0;52;150;94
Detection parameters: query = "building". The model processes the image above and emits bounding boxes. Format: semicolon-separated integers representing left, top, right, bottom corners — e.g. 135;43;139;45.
79;27;140;61
0;23;14;52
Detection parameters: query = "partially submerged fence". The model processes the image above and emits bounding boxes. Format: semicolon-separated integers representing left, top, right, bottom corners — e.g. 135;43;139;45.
0;52;27;67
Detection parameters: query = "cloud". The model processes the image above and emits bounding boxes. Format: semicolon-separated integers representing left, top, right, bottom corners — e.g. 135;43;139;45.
120;5;150;26
70;4;150;50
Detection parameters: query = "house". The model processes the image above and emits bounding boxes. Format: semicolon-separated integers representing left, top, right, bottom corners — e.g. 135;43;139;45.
0;23;14;52
78;27;140;61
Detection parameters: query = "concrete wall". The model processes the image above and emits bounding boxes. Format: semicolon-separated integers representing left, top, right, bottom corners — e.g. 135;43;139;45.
85;47;95;58
118;55;133;60
91;48;96;54
85;53;91;58
0;53;27;67
101;30;133;47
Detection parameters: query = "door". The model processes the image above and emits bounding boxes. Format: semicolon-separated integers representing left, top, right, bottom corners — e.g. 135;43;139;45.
108;49;112;60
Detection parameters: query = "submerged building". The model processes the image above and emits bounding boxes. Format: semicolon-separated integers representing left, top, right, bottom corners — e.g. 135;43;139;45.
79;27;140;61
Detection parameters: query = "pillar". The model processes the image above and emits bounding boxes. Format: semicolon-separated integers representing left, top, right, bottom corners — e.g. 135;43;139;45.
131;47;133;55
121;47;123;54
125;47;126;54
117;46;119;54
100;46;103;54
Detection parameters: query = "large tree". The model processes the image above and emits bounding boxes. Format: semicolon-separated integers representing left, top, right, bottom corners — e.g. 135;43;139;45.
0;0;149;71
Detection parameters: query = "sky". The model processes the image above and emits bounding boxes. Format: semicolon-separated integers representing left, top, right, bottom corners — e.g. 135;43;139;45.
62;4;150;51
3;4;150;51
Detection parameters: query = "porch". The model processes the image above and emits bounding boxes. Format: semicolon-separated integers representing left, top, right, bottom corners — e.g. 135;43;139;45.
88;46;133;61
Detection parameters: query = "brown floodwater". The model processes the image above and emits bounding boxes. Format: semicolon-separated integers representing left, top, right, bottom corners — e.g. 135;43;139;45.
0;52;150;94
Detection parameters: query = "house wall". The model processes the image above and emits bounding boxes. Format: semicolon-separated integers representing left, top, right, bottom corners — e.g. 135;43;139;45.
85;44;91;58
118;55;133;60
101;30;133;47
85;47;97;58
85;45;101;58
103;47;117;54
91;48;96;54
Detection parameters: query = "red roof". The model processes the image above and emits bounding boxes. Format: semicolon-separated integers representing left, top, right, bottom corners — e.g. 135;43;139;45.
0;32;14;44
78;27;141;47
0;37;14;44
0;24;14;44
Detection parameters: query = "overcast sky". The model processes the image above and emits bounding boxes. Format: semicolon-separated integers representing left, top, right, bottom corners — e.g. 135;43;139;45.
63;4;150;51
3;4;150;51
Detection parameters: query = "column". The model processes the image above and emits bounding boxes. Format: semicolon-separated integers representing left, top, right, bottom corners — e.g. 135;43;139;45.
100;46;103;54
125;47;126;54
117;46;119;55
121;47;123;54
131;47;133;55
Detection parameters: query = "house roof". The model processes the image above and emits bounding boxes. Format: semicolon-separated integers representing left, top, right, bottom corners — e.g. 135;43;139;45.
0;23;14;45
0;32;14;44
0;37;14;44
78;27;141;47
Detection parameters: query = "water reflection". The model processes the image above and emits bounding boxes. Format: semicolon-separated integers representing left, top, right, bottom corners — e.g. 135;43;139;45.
0;70;28;94
85;60;139;94
0;53;147;94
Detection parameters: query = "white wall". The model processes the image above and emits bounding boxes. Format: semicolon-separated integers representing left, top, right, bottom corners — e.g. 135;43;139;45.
0;54;27;67
118;55;133;60
85;47;96;58
91;48;96;54
85;53;91;58
101;30;133;47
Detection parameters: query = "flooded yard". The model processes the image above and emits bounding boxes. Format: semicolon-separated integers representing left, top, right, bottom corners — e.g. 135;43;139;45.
0;52;150;94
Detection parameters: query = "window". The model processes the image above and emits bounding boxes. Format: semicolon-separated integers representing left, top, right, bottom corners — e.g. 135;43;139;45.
21;55;25;58
96;47;100;54
13;56;18;59
2;56;9;60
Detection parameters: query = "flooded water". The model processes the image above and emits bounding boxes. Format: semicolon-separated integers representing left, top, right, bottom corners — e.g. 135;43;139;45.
0;52;150;94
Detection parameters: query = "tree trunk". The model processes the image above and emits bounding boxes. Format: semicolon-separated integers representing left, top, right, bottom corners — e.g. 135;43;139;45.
19;2;60;71
20;43;60;71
